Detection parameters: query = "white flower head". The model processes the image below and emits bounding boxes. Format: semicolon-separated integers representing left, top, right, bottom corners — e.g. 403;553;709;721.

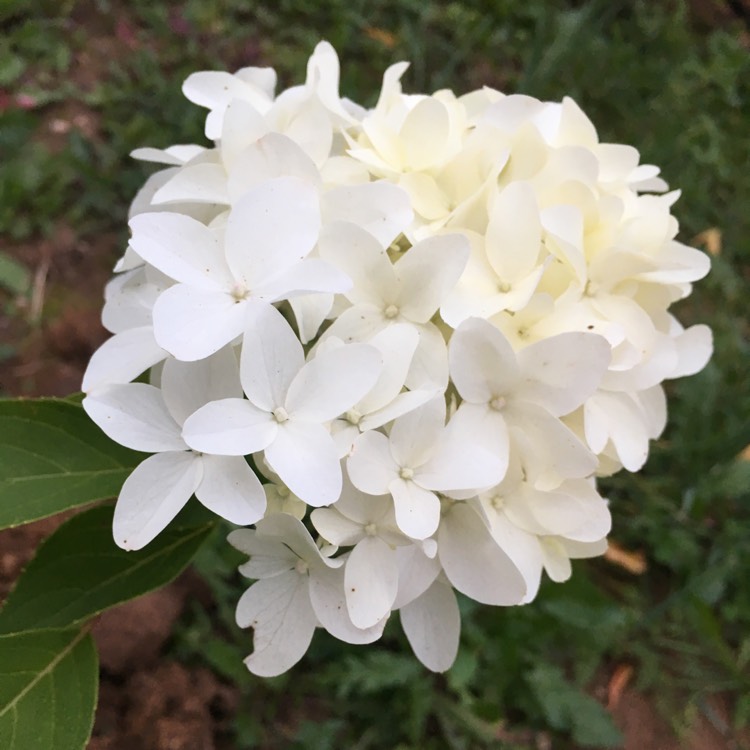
183;303;382;506
82;40;712;677
83;348;265;550
347;395;505;540
230;514;386;677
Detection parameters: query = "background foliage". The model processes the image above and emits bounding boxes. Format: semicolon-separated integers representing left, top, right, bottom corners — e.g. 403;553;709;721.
1;0;748;748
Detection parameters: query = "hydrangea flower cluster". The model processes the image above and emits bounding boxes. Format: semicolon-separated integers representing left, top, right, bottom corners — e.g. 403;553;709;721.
83;42;712;676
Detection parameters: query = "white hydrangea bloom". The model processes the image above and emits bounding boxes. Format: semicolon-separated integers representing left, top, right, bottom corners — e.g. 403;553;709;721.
229;514;385;677
347;396;506;540
83;39;712;677
182;303;382;506
83;348;265;549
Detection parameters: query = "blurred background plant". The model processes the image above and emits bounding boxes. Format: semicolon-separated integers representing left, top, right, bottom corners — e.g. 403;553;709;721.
1;0;748;747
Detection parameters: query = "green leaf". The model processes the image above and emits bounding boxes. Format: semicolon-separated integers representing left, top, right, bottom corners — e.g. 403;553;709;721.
0;504;214;634
0;252;30;295
0;398;141;529
527;664;622;748
0;627;98;750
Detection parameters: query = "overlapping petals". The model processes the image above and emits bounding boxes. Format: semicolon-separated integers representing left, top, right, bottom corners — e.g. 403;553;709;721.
83;40;712;677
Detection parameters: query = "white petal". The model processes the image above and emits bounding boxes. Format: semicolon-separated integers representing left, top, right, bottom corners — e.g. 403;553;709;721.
160;346;242;424
668;323;713;378
360;388;437;433
128;212;232;289
400;97;450;171
224;176;320;288
130;146;194;166
345;536;399;629
257;258;351;303
196;454;266;525
485;513;543;604
308;565;386;644
152;285;247;361
288;292;333;344
395;235;470;324
283;100;334;166
347;430;399;495
305;41;352;123
540;538;572;583
228;529;297;578
182;398;277;455
507;401;597;487
321;304;386;344
152;163;230;206
637;385;667;440
227;133;321;201
317;221;397;307
515;332;611;416
445;402;509;462
449;317;520;403
405;322;449;390
255;513;329;566
82;326;166;393
240;302;304;411
561;537;608;559
310;508;363;546
486;182;542;281
264;421;341;506
183;70;269;113
83;383;185;452
392;544;442;609
357;324;420;414
101;267;162;334
336;476;394;525
236;572;317;677
398;172;450;220
390;478;440;540
540;205;587;285
400;580;460;673
438;503;526;605
389;395;445;469
114;451;201;550
220;98;269;165
321;181;413;247
332;420;359;458
419;412;507;491
263;483;307;520
286;343;382;422
583;391;649;471
439;232;507;327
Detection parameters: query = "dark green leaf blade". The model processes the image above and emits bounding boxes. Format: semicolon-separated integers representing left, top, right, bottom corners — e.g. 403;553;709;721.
0;505;214;634
0;627;98;750
0;398;141;529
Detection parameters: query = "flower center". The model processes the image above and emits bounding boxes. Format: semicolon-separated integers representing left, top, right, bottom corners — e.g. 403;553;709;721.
497;280;512;293
490;396;506;411
364;522;377;537
345;408;362;425
584;280;600;297
294;559;309;575
384;304;400;319
399;467;414;480
230;284;250;302
490;494;505;510
273;407;290;423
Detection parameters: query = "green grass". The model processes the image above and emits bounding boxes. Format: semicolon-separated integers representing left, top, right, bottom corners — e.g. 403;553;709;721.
2;0;749;747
